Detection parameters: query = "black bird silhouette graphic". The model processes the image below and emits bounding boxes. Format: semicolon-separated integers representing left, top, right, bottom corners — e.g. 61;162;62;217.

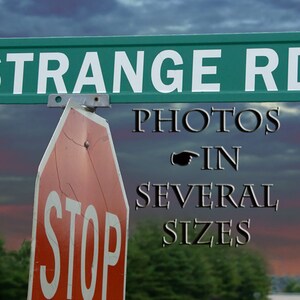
170;151;200;166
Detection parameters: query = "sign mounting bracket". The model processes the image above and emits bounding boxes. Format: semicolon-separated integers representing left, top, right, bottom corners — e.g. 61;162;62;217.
48;94;110;111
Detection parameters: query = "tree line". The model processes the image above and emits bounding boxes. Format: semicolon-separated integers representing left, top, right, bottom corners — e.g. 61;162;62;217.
0;222;273;299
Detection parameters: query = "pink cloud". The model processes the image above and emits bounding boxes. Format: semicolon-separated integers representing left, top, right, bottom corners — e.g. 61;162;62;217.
0;203;33;249
250;221;300;275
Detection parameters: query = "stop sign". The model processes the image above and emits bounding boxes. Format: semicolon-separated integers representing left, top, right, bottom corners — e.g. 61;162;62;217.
27;101;129;300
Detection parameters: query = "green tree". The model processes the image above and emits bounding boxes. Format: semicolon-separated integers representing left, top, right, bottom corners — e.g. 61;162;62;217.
208;247;242;300
0;238;30;300
234;249;270;300
0;222;272;300
284;279;300;293
126;222;271;300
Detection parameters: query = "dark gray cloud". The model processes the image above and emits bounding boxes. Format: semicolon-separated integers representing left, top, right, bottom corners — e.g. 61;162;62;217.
2;0;117;17
2;0;300;37
0;105;61;205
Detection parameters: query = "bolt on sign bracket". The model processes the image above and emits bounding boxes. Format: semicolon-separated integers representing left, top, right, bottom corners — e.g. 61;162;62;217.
48;94;110;110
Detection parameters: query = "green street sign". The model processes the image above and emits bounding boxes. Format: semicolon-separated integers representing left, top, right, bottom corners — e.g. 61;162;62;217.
1;32;300;104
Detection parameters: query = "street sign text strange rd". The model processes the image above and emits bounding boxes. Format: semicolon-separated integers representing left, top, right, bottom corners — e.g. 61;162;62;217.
5;48;300;94
2;32;300;103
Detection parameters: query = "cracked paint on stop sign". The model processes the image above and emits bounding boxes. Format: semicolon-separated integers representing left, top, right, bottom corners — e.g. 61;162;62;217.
27;102;129;300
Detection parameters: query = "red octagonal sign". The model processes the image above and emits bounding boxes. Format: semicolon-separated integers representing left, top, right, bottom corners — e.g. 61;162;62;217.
27;101;129;300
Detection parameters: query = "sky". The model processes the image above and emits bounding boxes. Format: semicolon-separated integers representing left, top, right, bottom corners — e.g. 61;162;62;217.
0;0;300;277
